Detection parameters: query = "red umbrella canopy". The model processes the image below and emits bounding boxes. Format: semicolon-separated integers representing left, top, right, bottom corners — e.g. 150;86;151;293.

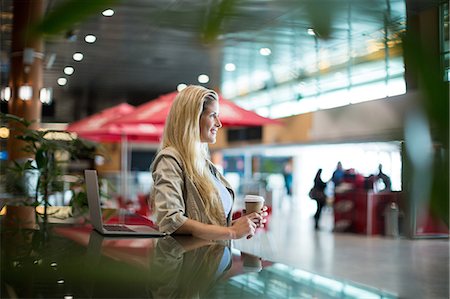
76;123;164;143
67;103;135;134
67;103;163;143
110;92;280;127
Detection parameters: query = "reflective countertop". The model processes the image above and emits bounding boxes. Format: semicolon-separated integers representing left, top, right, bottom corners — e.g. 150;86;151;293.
1;215;398;298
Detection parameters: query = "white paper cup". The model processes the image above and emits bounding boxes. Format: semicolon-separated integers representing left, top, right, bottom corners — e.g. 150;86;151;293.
244;195;264;214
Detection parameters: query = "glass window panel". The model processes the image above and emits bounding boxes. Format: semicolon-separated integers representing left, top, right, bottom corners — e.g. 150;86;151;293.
320;72;350;92
351;61;387;85
270;85;294;104
349;81;387;104
270;101;298;118
387;76;406;97
296;96;320;114
299;80;319;97
388;57;405;76
255;107;270;117
318;89;350;109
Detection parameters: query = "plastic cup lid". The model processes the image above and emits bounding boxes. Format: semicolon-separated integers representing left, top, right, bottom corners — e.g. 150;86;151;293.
244;195;264;202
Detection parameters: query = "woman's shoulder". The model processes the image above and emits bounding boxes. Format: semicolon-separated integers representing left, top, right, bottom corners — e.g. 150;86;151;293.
152;147;183;170
157;146;181;158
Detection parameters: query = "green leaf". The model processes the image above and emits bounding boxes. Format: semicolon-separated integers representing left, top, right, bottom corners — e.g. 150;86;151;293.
201;0;237;43
0;113;33;127
31;0;121;37
23;160;34;170
35;149;48;170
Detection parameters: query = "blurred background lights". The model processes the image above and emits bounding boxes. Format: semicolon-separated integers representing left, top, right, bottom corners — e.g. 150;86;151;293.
198;74;209;84
0;127;9;139
57;78;67;86
177;83;187;92
40;88;52;104
259;48;271;56
64;66;74;75
225;63;236;72
72;53;83;61
102;9;114;17
84;34;96;43
1;87;11;101
18;85;32;100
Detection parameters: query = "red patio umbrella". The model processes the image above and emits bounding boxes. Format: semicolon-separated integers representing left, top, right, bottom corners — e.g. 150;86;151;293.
67;103;135;135
66;103;163;202
74;123;163;143
66;103;163;143
110;92;280;127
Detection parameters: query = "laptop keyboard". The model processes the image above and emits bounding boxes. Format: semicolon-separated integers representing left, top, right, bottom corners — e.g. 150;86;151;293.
103;225;135;232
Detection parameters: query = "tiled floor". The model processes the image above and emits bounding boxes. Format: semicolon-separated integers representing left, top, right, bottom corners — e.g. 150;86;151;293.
233;200;449;299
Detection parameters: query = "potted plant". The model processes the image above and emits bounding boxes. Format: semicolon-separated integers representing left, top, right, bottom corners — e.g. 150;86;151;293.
1;113;100;222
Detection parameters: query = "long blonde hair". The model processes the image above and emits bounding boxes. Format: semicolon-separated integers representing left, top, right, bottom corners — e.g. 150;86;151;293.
161;85;223;224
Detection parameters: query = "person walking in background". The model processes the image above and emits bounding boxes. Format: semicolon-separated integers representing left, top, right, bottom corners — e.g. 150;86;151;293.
310;169;327;230
151;85;266;240
376;164;392;192
283;158;293;196
331;161;344;187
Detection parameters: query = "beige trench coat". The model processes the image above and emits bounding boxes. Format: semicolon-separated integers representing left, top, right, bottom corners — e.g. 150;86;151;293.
151;147;235;234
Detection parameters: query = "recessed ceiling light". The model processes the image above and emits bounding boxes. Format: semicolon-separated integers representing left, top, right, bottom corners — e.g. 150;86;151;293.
225;63;236;72
307;28;316;36
57;78;67;86
198;74;209;84
64;66;74;75
259;48;271;56
177;83;187;92
102;9;114;17
85;34;96;43
73;52;83;61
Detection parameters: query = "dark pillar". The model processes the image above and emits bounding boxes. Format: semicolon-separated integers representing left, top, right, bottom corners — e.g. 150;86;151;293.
7;0;45;161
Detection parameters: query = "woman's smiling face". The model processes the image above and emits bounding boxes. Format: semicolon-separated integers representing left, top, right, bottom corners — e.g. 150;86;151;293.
199;100;222;143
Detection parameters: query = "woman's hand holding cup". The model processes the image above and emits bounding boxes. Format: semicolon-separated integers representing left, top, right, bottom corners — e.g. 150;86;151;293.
244;195;268;228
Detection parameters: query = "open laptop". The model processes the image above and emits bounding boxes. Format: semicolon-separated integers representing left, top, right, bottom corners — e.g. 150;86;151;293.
85;169;166;237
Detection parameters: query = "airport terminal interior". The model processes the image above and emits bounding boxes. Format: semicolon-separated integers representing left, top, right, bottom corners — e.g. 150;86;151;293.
0;0;448;298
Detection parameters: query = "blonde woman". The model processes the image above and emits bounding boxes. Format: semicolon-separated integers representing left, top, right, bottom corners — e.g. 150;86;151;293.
151;85;265;240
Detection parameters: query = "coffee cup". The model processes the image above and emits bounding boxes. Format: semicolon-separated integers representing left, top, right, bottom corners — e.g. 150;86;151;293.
242;252;263;272
244;195;264;215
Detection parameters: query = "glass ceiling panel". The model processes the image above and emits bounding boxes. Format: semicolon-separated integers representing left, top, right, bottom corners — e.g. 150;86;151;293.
221;0;406;117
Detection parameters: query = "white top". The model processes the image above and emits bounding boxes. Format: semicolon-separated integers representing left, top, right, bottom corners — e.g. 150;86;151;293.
211;173;233;217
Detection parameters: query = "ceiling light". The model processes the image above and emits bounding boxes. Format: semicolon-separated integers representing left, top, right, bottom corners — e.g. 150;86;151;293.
259;48;271;56
64;66;74;75
198;74;209;84
19;85;32;100
57;78;67;86
85;34;96;43
225;63;236;72
177;83;187;92
307;28;316;36
102;9;114;17
40;88;52;104
1;87;11;102
73;52;83;61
